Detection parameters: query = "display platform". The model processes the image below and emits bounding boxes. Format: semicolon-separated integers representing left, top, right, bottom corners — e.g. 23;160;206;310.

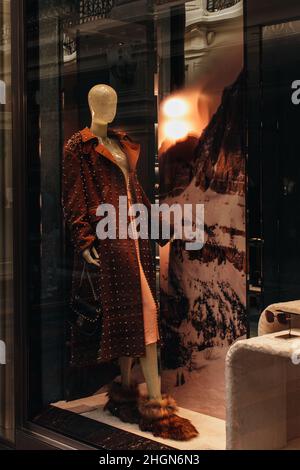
53;383;226;451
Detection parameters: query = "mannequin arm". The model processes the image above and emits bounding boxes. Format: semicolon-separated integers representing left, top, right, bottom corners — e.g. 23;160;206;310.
62;149;96;253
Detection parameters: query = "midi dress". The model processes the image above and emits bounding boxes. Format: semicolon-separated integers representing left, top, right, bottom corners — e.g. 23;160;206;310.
99;136;160;346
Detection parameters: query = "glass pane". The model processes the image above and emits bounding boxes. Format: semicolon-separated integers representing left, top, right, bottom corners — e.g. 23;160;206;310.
158;0;245;422
26;0;245;449
0;0;14;443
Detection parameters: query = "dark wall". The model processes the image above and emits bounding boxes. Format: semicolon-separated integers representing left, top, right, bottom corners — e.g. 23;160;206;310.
247;0;300;27
246;0;300;310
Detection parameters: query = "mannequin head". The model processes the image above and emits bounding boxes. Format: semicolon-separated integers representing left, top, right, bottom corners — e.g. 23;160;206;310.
88;84;117;125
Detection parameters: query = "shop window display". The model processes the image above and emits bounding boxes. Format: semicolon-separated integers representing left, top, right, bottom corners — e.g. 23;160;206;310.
25;0;246;449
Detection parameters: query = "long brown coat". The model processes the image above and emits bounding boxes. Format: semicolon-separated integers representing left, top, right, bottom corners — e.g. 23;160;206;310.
62;127;159;366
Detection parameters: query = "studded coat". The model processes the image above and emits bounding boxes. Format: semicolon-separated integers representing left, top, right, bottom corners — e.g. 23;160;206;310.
62;127;160;366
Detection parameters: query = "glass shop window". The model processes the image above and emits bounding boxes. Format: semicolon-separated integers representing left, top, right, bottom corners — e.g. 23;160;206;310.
26;0;245;449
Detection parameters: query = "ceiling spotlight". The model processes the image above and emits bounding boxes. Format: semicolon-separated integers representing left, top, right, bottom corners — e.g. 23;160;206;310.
163;97;188;118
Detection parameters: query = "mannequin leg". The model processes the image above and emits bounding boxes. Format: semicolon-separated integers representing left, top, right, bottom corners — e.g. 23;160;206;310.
108;345;198;439
139;342;162;399
119;356;133;388
138;342;198;440
104;355;139;424
118;344;161;397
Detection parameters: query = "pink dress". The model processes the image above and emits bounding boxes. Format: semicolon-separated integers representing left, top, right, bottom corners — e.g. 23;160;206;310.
115;150;160;346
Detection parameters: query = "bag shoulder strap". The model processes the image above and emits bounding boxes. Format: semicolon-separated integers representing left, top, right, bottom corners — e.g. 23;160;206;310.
79;261;98;301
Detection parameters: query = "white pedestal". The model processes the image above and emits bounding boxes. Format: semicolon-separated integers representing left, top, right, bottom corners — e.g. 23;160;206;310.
226;329;300;450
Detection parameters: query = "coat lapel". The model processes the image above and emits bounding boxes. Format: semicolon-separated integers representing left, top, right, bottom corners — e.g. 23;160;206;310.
79;127;140;171
118;137;140;171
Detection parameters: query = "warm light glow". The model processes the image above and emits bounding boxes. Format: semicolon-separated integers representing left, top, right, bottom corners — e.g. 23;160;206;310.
159;90;201;149
163;98;188;118
164;120;189;141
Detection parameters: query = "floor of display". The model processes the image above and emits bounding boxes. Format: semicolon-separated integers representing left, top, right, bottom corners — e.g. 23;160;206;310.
52;346;229;449
53;384;226;450
160;347;227;420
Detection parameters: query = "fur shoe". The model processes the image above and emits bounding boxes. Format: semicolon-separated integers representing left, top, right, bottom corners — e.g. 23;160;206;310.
104;381;140;424
138;394;199;441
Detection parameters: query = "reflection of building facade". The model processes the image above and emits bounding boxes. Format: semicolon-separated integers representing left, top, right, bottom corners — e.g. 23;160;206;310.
185;0;243;85
0;0;13;444
207;0;241;11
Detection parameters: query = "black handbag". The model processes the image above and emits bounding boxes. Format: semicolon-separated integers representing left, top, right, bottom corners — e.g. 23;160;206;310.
69;261;102;336
66;262;120;400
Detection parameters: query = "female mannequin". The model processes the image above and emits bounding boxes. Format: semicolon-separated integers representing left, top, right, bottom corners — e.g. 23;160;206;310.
84;84;162;403
63;84;198;440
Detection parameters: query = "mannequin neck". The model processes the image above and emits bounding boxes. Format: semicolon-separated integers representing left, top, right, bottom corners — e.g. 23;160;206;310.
90;120;108;138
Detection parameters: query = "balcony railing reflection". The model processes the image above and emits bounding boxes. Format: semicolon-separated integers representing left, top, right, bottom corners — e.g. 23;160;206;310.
79;0;115;23
61;0;115;28
207;0;241;12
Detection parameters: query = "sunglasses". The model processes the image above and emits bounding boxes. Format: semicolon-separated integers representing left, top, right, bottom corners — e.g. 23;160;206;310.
265;310;289;325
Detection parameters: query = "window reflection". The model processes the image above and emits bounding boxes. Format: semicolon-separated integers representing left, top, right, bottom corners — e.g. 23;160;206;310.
0;0;14;443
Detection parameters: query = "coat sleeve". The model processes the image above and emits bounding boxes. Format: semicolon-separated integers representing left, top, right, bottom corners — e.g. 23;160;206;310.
62;145;96;253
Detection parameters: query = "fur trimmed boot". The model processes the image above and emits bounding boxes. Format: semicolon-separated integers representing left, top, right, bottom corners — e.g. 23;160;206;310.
104;381;140;424
138;394;198;441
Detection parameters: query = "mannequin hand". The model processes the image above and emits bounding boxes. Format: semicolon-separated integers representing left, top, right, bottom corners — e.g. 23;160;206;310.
82;246;100;267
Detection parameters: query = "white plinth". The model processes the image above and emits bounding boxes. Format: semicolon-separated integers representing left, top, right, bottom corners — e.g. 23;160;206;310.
226;329;300;450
